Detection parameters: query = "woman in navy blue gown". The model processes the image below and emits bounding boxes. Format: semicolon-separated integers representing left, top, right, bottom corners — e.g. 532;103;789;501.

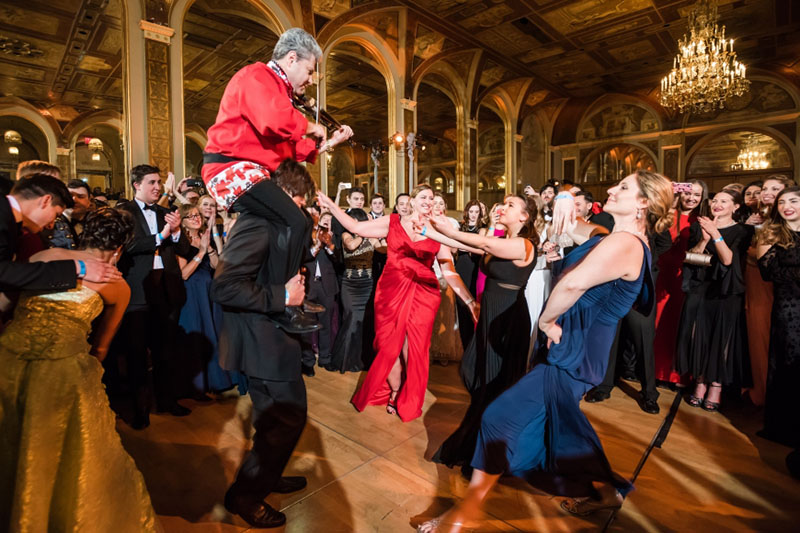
418;170;675;533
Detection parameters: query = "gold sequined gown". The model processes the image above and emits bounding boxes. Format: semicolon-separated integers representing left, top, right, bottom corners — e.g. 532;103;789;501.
0;286;157;533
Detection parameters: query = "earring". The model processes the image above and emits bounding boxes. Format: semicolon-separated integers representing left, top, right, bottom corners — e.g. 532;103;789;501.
636;209;642;220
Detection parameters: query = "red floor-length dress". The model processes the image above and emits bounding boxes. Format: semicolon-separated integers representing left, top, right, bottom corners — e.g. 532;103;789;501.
352;214;441;422
653;210;693;383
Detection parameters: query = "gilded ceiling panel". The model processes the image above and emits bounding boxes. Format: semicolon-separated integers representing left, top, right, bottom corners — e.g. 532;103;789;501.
525;89;549;107
0;5;61;35
477;24;540;57
539;0;654;35
480;62;509;88
519;44;564;64
312;0;351;20
443;52;475;80
458;4;516;31
354;11;399;56
415;25;447;61
78;55;114;74
606;40;657;64
96;29;124;55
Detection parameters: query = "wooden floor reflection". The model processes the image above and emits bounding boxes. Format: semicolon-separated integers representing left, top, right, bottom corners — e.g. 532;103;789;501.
118;364;800;532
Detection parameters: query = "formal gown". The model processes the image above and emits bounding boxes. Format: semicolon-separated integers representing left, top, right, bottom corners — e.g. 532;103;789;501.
0;286;157;532
758;231;800;447
429;259;462;364
653;210;693;384
471;236;651;497
434;253;536;468
179;254;246;394
328;233;374;372
455;226;481;349
475;228;506;303
352;214;441;422
745;244;772;406
675;223;753;386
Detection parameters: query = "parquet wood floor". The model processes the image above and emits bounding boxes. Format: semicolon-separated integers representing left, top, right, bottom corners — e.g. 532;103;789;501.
118;364;800;532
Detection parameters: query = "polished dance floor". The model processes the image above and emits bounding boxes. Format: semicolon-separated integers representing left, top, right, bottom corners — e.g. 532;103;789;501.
118;364;800;532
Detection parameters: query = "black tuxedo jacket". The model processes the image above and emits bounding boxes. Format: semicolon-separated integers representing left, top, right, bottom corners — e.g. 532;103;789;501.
116;201;194;310
212;214;302;382
305;247;339;298
0;195;76;292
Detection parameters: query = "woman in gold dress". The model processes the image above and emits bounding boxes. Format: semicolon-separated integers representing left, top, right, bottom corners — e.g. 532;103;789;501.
0;208;158;533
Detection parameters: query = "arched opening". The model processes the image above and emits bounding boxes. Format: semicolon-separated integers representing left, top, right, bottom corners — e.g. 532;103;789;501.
477;105;506;208
580;143;657;201
519;113;547;189
181;0;280;179
417;79;458;208
0;116;49;180
687;129;794;191
74;124;124;193
324;41;389;198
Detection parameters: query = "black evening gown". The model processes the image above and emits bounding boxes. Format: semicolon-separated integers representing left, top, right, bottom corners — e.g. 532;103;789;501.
434;253;536;468
327;233;374;373
676;223;753;386
455;225;481;349
758;231;800;447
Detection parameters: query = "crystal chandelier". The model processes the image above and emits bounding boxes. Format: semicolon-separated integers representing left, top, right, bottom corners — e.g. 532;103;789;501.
735;135;769;171
660;0;749;114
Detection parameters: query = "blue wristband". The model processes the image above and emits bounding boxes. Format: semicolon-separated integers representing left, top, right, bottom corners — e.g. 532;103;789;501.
713;236;724;243
77;260;86;279
555;193;572;201
285;289;289;306
421;226;427;236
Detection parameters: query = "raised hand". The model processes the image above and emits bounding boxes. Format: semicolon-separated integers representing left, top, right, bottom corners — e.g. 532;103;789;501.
316;190;336;211
429;214;453;235
164;172;175;196
552;194;576;235
330;125;354;147
164;210;181;234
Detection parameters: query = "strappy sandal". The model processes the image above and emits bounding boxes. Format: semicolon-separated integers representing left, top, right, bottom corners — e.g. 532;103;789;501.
685;383;707;408
560;491;623;516
386;389;399;416
701;384;721;412
416;517;464;533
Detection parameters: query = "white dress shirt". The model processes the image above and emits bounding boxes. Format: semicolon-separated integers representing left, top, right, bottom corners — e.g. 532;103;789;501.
134;198;180;270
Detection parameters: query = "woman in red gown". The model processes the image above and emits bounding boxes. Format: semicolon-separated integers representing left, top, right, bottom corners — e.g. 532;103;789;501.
653;180;708;384
317;185;479;422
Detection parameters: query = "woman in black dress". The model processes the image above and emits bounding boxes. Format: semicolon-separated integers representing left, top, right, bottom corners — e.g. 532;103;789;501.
327;208;376;372
757;186;800;447
676;189;753;411
422;195;538;470
455;200;485;349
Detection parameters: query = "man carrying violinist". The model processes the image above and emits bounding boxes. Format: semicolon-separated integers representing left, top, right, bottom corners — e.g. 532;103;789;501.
202;27;353;333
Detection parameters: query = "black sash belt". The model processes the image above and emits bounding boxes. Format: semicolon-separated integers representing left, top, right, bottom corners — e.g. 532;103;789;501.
202;151;239;165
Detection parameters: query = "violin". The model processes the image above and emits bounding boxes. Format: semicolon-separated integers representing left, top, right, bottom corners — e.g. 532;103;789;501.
291;93;351;142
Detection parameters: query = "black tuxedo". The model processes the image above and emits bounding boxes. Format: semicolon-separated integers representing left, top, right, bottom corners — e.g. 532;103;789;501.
304;247;339;366
212;213;307;504
109;200;196;421
0;196;76;293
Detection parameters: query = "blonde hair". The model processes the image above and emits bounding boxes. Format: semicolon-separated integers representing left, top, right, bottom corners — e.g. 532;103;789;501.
634;170;675;234
411;183;432;198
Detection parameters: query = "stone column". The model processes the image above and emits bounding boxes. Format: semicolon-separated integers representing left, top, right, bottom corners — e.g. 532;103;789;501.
139;21;175;180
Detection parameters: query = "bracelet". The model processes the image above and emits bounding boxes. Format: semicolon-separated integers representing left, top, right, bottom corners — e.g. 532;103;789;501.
77;260;86;279
213;233;220;238
222;232;227;237
555;193;572;201
285;289;289;306
421;226;427;236
193;256;202;263
161;193;168;197
713;236;724;243
464;298;475;306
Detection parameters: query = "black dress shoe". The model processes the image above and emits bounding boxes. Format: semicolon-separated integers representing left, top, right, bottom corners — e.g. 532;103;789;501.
156;402;191;417
639;398;660;414
270;306;321;334
301;364;315;377
584;389;611;403
303;299;326;313
621;369;638;381
273;475;307;494
225;495;286;528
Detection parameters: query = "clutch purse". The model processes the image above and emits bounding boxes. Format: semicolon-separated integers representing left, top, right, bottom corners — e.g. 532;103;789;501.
684;252;712;267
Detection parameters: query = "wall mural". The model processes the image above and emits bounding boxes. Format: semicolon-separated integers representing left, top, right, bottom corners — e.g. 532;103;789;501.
582;144;656;183
687;80;797;124
580;103;659;141
688;131;792;177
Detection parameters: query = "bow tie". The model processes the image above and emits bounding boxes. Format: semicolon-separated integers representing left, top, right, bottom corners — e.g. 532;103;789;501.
143;204;156;211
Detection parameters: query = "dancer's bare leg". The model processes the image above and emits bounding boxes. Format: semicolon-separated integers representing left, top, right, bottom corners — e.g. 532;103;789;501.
418;469;500;532
386;336;409;414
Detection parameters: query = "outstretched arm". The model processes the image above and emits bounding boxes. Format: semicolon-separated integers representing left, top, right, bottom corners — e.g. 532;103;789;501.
437;246;479;323
317;191;390;239
423;215;529;261
539;233;644;345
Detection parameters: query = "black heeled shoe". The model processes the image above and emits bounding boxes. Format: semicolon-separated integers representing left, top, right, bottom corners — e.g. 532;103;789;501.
386;389;399;416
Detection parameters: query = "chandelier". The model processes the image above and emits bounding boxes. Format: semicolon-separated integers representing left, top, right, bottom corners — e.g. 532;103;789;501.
660;0;749;114
735;135;769;171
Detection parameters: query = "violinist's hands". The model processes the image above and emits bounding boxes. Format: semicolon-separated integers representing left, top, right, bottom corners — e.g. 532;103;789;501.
306;121;326;141
552;194;576;235
316;191;336;212
540;320;562;348
329;125;354;147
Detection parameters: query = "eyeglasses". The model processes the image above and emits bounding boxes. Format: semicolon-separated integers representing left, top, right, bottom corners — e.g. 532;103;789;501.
182;214;202;220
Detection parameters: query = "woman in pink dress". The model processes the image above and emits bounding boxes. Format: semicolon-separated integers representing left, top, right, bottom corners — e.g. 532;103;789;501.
317;185;479;422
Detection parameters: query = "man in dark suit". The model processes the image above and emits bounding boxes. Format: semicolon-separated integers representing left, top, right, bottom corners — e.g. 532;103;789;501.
212;160;314;529
113;164;196;429
304;211;339;372
0;174;119;294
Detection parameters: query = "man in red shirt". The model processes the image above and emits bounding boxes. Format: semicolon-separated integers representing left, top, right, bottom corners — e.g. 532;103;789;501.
203;27;352;333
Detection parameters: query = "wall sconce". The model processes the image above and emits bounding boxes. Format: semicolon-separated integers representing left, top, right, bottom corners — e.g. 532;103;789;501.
391;132;405;146
92;153;101;161
8;146;19;155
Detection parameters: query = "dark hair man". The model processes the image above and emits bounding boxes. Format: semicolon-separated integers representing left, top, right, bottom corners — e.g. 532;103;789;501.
41;179;94;250
201;27;353;333
393;193;410;216
369;193;385;219
0;174;119;295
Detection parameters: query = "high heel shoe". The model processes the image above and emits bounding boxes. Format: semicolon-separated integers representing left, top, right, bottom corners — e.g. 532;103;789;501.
386;389;399;416
560;489;623;516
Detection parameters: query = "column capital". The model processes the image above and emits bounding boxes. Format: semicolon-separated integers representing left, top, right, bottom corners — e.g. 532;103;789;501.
467;119;478;129
139;20;174;45
400;98;417;111
514;133;524;143
56;147;71;157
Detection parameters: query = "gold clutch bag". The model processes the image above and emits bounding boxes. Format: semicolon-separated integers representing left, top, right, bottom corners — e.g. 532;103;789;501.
684;252;712;267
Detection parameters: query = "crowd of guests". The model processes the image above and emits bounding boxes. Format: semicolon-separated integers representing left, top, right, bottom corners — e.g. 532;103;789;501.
1;156;798;530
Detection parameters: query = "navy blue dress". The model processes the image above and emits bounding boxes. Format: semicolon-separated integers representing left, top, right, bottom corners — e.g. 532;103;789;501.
179;255;246;394
472;235;652;497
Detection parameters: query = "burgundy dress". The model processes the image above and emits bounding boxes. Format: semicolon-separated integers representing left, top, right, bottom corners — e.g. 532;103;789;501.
352;214;441;422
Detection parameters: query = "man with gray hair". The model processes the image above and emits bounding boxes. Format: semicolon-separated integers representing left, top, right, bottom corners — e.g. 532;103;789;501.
202;27;353;334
